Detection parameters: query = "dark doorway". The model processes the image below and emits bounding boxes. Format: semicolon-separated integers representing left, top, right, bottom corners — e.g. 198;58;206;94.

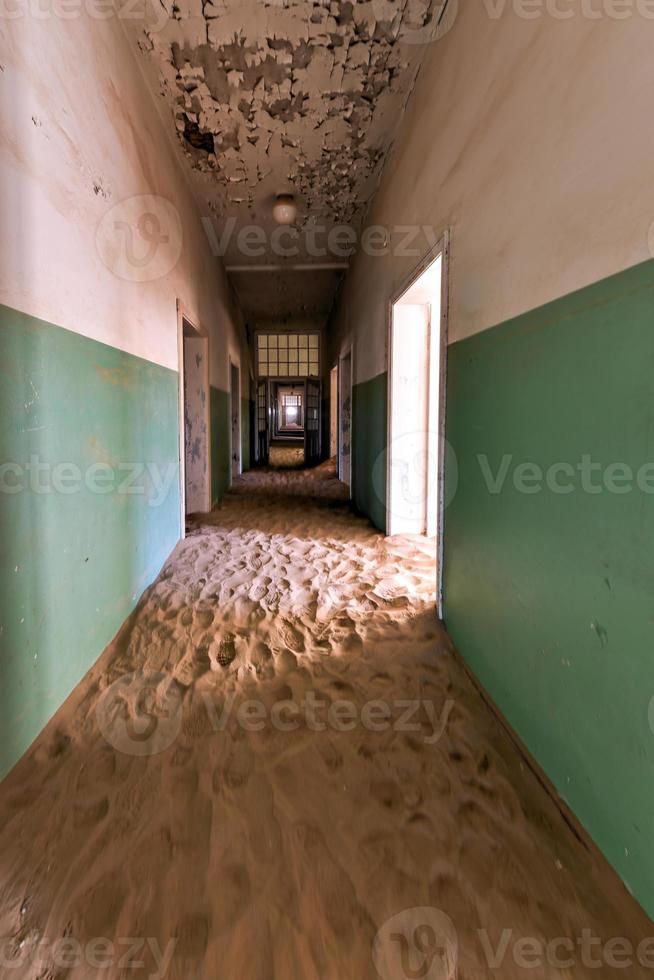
230;361;240;480
305;378;321;467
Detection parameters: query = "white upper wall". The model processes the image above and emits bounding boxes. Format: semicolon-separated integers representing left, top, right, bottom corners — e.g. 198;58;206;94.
0;10;249;391
330;3;654;383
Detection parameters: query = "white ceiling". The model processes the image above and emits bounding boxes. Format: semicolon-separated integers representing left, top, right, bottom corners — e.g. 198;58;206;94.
129;0;445;328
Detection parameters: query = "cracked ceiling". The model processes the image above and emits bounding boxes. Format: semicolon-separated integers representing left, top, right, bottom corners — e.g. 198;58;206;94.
130;0;443;329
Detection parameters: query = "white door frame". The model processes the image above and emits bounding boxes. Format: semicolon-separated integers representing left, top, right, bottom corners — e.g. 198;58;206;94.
386;230;450;616
177;300;211;536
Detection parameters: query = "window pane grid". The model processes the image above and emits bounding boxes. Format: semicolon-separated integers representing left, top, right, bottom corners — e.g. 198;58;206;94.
257;333;319;378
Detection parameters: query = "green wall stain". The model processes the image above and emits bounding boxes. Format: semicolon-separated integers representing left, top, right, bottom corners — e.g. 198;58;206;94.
443;258;654;918
210;385;230;505
0;304;180;779
241;396;251;471
352;372;387;532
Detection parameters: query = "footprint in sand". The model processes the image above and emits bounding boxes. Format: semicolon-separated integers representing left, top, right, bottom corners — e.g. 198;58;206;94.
174;649;207;687
209;633;238;670
274;649;297;675
249;579;270;602
195;608;214;629
277;621;304;653
263;586;282;610
317;739;343;773
214;741;254;791
249;642;273;673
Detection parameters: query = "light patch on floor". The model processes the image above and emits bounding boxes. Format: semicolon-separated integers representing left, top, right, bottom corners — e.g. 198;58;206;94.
268;444;305;468
0;468;649;978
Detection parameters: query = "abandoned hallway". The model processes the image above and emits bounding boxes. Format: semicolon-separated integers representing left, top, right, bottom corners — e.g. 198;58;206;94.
0;467;651;978
3;0;654;976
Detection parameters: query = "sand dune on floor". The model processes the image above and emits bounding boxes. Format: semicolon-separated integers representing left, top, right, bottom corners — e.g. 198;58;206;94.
0;466;650;979
267;445;305;469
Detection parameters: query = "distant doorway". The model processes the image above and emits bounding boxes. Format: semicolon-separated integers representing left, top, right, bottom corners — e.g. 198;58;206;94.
272;382;305;439
387;238;448;608
230;361;240;481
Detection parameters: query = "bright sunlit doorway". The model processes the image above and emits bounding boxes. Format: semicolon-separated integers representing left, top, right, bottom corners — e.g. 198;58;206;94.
387;234;449;612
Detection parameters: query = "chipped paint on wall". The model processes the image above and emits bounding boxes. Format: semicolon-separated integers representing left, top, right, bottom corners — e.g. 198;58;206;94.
183;334;210;512
0;13;250;389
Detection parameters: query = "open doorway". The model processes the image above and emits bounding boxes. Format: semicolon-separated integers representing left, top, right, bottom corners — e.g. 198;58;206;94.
339;347;352;490
387;238;448;605
178;309;210;523
329;365;338;458
273;382;305;439
268;380;306;468
230;361;240;481
304;378;321;466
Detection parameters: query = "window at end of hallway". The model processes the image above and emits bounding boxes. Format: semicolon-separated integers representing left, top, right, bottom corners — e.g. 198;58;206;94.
257;332;319;378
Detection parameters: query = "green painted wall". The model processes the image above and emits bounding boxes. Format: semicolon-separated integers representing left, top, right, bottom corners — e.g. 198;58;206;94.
241;396;251;472
444;258;654;918
210;386;230;505
0;304;180;779
352;371;387;532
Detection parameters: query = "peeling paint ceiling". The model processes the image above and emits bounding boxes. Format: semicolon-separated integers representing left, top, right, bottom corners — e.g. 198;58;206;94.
130;0;444;328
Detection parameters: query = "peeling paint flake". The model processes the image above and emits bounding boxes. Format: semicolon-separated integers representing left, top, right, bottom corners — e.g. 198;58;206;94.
127;0;438;318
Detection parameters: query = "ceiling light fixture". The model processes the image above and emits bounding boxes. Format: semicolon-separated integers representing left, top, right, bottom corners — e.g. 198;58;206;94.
272;193;297;225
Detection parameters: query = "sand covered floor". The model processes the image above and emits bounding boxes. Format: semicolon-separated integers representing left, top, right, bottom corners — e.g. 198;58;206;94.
0;462;650;979
267;444;305;469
